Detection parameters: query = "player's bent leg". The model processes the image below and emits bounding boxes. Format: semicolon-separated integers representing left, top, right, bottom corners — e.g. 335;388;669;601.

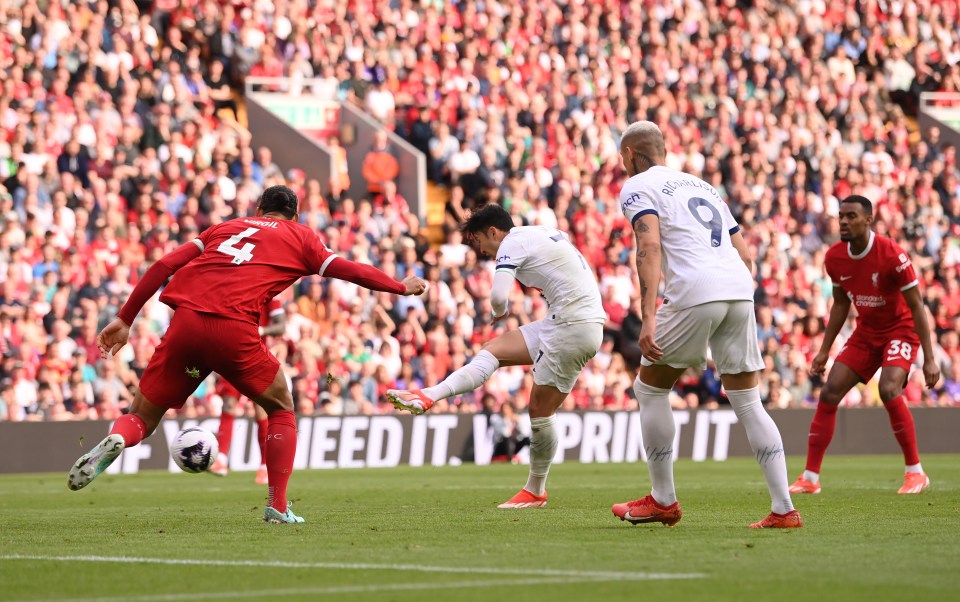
401;330;534;413
500;384;567;508
68;391;168;491
479;329;536;366
877;366;927;492
499;384;567;508
507;321;603;507
250;368;301;522
798;361;863;492
251;369;294;414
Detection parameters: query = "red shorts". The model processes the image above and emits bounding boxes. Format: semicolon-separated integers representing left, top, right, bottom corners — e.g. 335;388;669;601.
835;328;919;383
215;378;242;400
139;309;280;409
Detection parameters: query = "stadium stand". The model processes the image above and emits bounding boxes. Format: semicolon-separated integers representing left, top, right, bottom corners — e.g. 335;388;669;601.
1;0;959;424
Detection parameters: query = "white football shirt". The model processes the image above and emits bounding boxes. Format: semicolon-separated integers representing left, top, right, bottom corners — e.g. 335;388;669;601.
494;226;606;324
619;166;754;309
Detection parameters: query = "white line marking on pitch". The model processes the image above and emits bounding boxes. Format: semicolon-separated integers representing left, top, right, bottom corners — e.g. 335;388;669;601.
7;575;702;602
2;555;704;602
0;554;703;581
5;578;668;602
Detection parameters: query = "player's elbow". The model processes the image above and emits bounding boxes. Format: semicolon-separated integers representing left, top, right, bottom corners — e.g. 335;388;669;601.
637;241;661;259
490;290;509;316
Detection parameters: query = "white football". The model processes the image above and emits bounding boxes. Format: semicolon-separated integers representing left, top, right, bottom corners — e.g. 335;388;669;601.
170;427;219;473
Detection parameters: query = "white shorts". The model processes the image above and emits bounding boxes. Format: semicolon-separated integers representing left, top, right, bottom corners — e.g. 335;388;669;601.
519;320;604;393
640;300;764;374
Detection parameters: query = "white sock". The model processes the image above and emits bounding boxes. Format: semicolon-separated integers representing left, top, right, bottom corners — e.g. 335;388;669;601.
727;386;794;514
421;350;500;401
634;377;677;506
803;470;820;484
905;463;924;474
523;415;557;496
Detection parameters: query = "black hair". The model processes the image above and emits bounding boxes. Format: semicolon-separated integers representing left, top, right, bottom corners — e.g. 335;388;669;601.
460;203;514;237
839;194;873;215
258;185;299;218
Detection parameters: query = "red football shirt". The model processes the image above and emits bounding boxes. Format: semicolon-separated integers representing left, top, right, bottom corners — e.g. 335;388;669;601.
161;217;334;324
824;232;918;337
260;297;284;328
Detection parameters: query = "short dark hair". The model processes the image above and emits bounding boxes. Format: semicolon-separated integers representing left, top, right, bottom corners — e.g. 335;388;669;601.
460;203;514;237
840;195;873;215
258;185;299;218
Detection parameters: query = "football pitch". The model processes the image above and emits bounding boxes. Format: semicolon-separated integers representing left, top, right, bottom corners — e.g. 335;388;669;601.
2;456;958;602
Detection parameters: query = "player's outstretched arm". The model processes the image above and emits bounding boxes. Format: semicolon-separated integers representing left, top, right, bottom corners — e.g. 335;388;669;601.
902;285;941;388
810;285;852;376
115;242;203;326
633;213;663;361
323;257;427;296
99;242;203;358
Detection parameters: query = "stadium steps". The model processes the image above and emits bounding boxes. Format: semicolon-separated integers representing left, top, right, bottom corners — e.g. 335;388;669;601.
426;182;449;245
233;86;443;245
218;91;249;128
907;115;921;144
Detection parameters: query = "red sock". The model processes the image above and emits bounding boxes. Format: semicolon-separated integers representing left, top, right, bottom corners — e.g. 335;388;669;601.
110;414;147;447
216;413;235;456
884;395;921;466
257;418;269;464
805;402;839;473
265;410;297;512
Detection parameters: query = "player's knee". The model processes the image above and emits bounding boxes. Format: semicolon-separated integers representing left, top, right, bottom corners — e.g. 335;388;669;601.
277;392;294;411
257;395;292;414
878;382;902;404
818;385;844;406
479;340;501;359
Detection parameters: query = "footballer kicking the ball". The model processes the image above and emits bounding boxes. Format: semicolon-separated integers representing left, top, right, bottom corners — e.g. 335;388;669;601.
387;204;605;509
68;185;427;523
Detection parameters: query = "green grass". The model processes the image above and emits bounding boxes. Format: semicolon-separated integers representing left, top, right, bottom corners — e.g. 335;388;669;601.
2;456;959;602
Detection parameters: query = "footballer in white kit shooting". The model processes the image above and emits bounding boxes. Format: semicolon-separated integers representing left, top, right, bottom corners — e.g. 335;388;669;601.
612;121;802;529
387;204;606;508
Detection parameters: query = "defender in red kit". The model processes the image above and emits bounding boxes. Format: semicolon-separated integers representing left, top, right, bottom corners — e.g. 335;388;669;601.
790;195;940;496
68;186;427;523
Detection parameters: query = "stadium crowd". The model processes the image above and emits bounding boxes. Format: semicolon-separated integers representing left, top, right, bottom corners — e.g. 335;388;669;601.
2;0;960;424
